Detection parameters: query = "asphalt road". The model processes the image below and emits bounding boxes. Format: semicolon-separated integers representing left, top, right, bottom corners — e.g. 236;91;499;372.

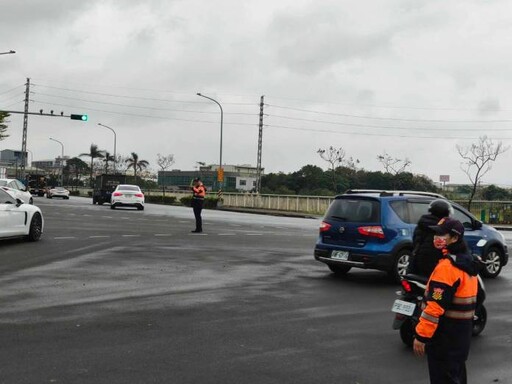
0;197;511;384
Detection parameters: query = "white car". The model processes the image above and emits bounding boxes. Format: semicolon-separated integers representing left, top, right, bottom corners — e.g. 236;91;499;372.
0;178;33;204
111;184;145;210
0;188;43;241
47;187;70;199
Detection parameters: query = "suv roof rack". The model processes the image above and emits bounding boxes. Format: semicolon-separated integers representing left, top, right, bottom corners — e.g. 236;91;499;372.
345;189;446;199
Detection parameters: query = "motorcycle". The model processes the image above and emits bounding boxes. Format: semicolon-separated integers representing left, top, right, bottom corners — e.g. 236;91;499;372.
391;271;487;347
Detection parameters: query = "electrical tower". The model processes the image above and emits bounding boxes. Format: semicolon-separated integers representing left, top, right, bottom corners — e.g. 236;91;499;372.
20;78;30;178
256;95;264;193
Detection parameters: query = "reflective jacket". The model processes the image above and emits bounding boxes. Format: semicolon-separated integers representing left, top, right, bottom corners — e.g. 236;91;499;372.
415;246;479;361
192;184;206;199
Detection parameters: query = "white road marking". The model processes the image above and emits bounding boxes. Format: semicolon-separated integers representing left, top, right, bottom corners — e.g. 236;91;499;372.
229;224;242;227
179;221;190;223
89;235;111;239
188;233;208;236
246;233;263;236
122;234;141;237
218;233;236;236
154;234;172;237
101;216;113;219
53;236;76;240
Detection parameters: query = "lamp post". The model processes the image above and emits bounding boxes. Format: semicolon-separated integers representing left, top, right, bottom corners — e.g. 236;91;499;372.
0;50;15;56
49;137;64;186
27;149;33;168
196;93;223;190
97;123;117;173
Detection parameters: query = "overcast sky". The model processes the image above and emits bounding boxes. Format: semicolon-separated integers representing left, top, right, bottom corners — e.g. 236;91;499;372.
2;0;512;185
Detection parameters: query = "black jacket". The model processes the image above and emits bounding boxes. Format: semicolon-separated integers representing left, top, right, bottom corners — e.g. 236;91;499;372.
407;214;443;276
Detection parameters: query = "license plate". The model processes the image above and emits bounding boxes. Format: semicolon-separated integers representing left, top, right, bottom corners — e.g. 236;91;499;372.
331;250;349;261
391;300;416;316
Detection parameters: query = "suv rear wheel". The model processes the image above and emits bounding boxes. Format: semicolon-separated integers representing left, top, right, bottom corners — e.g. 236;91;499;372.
480;247;503;278
328;264;351;275
389;249;411;283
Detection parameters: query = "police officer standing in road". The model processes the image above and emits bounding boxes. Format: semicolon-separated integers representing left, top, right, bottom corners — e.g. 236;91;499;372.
191;178;206;233
414;217;479;384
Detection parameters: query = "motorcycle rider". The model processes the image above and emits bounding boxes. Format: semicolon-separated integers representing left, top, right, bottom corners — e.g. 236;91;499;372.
413;217;479;384
407;199;453;277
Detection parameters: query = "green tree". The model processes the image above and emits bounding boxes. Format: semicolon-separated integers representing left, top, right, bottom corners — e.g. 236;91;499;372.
64;157;90;186
125;152;149;180
482;185;511;200
80;144;105;187
103;152;116;174
0;111;10;141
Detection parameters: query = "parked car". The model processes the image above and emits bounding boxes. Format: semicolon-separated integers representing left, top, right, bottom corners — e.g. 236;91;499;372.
314;190;509;281
0;188;43;241
46;187;70;199
110;184;144;210
0;178;33;204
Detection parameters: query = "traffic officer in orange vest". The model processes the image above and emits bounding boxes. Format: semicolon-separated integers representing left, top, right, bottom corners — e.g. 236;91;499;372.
191;178;206;233
414;217;479;384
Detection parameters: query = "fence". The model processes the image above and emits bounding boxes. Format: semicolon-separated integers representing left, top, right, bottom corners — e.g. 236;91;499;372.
69;188;512;223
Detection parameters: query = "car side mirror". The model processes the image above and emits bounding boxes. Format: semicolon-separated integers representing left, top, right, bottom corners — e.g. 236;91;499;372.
474;220;483;230
16;198;23;207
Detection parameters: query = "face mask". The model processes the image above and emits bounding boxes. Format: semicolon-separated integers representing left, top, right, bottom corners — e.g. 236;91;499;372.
433;237;447;249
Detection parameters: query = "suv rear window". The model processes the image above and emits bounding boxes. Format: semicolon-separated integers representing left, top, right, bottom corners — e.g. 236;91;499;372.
326;198;380;222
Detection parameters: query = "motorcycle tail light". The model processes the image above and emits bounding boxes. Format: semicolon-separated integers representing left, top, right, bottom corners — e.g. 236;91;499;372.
401;280;412;293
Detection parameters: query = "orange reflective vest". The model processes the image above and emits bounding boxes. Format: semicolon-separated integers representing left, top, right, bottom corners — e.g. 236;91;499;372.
192;185;206;199
415;251;478;360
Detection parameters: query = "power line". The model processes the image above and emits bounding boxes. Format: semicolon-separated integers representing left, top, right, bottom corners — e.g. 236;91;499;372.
32;83;257;106
266;104;512;124
33;91;258;116
31;100;259;126
264;124;512;140
266;113;512;131
0;84;24;96
0;92;25;104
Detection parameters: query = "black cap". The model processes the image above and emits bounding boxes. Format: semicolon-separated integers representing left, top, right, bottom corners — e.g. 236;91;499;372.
193;177;201;182
429;217;465;237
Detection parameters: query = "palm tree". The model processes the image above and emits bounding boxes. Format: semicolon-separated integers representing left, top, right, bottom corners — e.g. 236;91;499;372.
103;152;116;174
125;152;149;180
80;144;105;187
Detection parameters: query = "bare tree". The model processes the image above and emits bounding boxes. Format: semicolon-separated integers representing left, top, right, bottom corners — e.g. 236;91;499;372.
317;146;346;191
156;153;175;197
377;152;411;175
457;136;509;210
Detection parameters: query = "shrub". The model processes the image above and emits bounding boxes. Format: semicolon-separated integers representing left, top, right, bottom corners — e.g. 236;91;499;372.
145;195;177;205
180;196;219;209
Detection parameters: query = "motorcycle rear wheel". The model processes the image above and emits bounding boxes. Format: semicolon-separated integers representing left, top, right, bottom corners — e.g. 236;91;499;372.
400;318;415;347
472;305;487;336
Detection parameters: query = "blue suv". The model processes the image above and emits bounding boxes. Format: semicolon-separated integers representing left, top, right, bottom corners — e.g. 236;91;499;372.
314;190;509;281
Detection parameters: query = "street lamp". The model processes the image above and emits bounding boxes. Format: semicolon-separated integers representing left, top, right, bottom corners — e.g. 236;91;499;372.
196;92;223;190
0;50;15;56
97;123;117;173
49;137;64;186
27;149;33;168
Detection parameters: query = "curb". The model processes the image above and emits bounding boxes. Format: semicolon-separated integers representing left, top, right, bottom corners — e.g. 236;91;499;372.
217;207;320;220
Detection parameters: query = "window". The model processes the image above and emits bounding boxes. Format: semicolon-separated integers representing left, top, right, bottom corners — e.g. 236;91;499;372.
409;202;430;224
326;198;380;223
239;180;247;186
0;189;15;204
390;200;410;223
452;208;474;229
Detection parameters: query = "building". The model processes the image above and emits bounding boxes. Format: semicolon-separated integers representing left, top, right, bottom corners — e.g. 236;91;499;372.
0;149;28;166
32;156;69;174
158;164;263;192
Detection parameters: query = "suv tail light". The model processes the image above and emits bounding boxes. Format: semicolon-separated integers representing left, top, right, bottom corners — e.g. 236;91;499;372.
113;192;123;197
358;226;385;239
134;193;144;197
319;221;332;232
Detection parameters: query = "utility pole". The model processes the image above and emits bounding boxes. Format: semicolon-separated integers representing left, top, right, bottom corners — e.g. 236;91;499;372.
20;78;30;179
256;95;265;193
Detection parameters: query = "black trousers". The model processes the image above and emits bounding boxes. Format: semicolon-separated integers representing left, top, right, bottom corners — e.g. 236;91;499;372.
427;355;467;384
192;199;203;231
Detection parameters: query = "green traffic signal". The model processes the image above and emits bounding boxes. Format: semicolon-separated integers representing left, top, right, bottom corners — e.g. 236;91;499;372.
70;114;88;121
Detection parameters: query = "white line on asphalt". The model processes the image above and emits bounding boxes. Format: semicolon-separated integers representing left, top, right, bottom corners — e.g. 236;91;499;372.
188;233;208;236
101;216;113;219
82;214;91;217
229;224;242;227
54;237;76;240
122;234;140;237
89;235;111;239
179;221;190;223
246;233;263;236
218;233;236;236
154;234;172;237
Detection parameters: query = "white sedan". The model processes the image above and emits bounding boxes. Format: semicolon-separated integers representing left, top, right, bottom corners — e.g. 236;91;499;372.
0;178;33;204
47;187;70;199
111;184;145;210
0;188;43;241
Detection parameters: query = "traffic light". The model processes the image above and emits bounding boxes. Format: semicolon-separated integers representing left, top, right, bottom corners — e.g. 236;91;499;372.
70;114;88;121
